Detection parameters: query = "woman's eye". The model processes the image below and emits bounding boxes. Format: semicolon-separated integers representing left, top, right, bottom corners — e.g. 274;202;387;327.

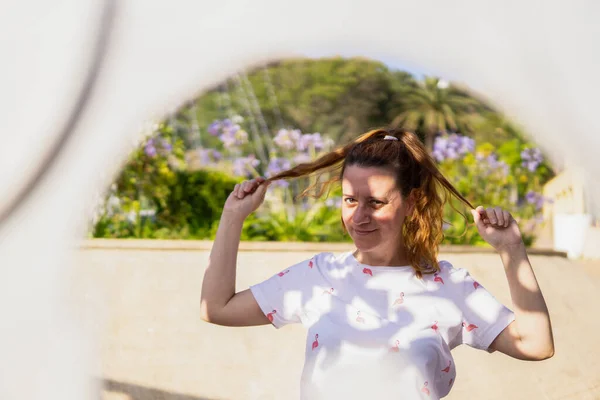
370;200;383;205
344;198;355;204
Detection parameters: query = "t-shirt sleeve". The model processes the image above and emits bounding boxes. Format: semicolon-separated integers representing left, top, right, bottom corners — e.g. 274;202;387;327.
249;253;324;329
445;262;515;352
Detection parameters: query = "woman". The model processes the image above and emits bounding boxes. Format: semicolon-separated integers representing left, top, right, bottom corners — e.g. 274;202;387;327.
200;128;554;399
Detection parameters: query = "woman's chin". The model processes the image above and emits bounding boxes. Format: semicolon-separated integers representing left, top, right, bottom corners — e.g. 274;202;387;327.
351;235;379;251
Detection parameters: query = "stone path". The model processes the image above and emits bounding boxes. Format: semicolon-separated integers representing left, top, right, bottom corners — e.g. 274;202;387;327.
71;242;600;400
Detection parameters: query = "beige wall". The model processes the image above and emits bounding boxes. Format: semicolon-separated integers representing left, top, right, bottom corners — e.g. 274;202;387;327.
543;168;588;216
541;168;600;259
70;244;600;400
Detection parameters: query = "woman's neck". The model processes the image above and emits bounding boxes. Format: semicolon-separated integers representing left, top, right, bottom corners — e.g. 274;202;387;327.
353;248;411;267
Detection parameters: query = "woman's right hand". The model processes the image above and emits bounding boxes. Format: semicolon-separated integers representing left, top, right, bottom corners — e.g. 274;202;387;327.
222;177;271;219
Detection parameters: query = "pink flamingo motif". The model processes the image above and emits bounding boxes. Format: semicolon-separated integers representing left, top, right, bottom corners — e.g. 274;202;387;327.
473;281;481;289
392;292;405;306
431;320;439;333
462;321;478;332
312;334;319;350
277;270;290;277
266;310;277;322
434;273;445;285
356;311;365;324
441;360;451;373
421;381;430;396
389;339;400;352
308;259;314;269
449;378;453;386
322;287;334;295
362;267;373;276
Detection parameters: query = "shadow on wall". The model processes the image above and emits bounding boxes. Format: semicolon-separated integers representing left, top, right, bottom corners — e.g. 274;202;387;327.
102;379;220;400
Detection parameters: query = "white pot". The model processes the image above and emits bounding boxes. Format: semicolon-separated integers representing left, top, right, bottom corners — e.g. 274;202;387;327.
553;213;592;258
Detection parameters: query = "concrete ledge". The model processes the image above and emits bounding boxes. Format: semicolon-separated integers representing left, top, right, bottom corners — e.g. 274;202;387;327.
80;239;567;257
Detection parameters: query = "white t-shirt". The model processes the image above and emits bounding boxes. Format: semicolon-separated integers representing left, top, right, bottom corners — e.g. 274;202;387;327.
250;251;515;400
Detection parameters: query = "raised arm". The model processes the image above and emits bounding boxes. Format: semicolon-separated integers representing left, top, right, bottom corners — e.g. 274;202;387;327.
489;243;554;360
200;177;271;327
471;206;554;360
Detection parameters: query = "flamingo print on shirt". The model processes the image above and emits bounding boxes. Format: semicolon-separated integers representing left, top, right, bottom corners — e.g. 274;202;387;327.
462;321;478;332
356;311;365;324
392;292;405;306
322;287;334;295
421;381;430;396
308;259;314;269
441;360;451;373
434;273;444;284
266;310;277;322
473;281;481;289
312;334;319;350
249;252;514;399
277;270;290;277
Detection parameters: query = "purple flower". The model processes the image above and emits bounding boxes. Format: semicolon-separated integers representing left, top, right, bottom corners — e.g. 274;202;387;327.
521;148;543;171
273;129;301;151
525;190;548;211
192;148;223;166
457;135;475;153
481;154;509;177
219;124;248;148
433;136;448;153
446;147;458;160
525;161;538;172
211;149;222;161
196;148;213;165
267;157;292;177
272;180;290;188
233;155;260;177
297;133;325;152
432;133;474;162
432;149;445;162
525;191;537;204
160;139;172;152
208;121;221;136
144;139;157;157
222;118;233;129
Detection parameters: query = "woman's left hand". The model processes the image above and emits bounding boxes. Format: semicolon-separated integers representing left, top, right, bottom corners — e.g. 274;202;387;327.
470;206;525;251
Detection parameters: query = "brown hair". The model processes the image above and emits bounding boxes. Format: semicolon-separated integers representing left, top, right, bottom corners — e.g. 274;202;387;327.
265;128;475;276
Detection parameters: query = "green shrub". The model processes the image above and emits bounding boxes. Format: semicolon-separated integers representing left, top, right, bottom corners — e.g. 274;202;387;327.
155;169;240;238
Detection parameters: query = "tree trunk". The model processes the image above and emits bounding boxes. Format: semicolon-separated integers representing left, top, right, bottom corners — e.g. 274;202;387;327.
425;131;435;154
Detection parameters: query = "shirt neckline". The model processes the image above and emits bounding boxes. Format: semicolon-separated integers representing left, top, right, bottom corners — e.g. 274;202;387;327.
348;251;414;271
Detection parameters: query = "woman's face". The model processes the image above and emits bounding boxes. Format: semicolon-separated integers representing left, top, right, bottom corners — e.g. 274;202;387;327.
341;165;414;256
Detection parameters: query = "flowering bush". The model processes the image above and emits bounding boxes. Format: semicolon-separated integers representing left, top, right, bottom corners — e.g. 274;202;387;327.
191;117;343;241
433;132;553;246
92;122;187;238
93;117;554;246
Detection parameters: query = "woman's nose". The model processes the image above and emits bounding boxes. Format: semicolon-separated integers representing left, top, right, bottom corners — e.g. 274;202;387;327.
352;204;370;224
